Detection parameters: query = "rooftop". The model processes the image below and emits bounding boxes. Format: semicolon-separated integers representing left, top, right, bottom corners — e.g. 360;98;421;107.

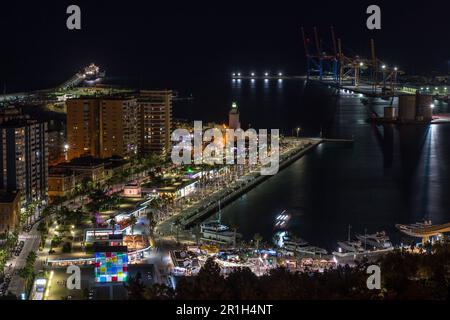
60;156;105;168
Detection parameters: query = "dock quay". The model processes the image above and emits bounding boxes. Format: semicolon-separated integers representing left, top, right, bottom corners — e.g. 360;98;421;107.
180;138;353;228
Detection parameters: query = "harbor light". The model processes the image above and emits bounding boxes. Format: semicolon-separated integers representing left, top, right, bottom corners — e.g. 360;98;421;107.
265;72;269;77
394;67;398;71
278;72;283;77
382;65;386;69
237;73;241;77
359;62;364;67
251;72;255;77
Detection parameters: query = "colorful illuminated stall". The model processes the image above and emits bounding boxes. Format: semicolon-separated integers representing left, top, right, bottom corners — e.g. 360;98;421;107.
94;246;128;283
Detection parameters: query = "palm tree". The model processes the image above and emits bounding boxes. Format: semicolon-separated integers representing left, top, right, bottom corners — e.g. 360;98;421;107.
109;217;116;230
230;224;238;248
129;214;138;249
193;224;201;246
145;211;157;238
173;218;182;244
253;233;263;252
129;214;138;235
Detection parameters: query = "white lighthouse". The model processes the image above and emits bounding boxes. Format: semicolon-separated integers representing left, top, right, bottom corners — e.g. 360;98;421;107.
229;102;241;130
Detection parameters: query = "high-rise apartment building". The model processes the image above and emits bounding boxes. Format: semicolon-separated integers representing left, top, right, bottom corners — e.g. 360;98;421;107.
100;97;139;159
66;98;100;160
138;90;172;156
67;97;139;160
0;114;48;206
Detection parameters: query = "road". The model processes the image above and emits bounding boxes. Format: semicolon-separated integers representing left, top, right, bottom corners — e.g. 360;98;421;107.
5;223;41;297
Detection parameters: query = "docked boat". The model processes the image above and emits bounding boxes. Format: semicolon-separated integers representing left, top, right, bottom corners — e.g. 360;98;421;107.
336;240;365;253
281;234;328;256
80;63;105;82
355;231;393;249
283;238;309;250
200;221;241;245
395;220;432;237
294;245;328;256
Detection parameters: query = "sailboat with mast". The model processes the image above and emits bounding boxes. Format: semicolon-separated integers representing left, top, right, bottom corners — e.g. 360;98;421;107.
200;200;241;245
336;225;365;253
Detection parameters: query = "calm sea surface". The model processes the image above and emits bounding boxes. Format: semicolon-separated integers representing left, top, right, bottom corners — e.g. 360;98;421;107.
172;78;450;250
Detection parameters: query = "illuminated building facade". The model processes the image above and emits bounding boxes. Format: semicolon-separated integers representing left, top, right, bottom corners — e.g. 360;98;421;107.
67;97;139;160
66;98;100;160
0;117;48;206
138;90;172;156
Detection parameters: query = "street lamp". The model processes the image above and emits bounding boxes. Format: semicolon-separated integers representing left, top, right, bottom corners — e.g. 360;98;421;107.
64;144;69;161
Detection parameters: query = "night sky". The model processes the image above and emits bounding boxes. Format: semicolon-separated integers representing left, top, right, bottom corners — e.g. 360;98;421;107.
1;0;449;92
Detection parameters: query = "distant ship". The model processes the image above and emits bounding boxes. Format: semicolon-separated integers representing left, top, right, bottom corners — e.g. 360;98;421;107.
79;63;105;82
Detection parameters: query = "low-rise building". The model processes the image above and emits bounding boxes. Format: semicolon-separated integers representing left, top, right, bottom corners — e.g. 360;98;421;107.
48;168;76;201
103;156;130;180
155;178;198;200
0;190;21;234
123;184;141;198
58;156;105;183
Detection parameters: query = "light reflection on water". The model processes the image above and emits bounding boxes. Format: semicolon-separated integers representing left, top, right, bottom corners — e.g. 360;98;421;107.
213;81;450;249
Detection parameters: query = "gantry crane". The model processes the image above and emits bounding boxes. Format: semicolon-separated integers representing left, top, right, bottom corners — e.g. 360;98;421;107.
301;27;402;96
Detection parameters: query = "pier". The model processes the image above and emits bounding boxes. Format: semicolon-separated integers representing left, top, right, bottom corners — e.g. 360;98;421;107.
177;138;353;228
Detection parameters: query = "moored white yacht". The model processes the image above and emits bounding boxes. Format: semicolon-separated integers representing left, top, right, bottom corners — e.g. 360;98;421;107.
200;201;241;245
336;240;365;253
355;231;393;249
280;234;328;256
395;220;433;237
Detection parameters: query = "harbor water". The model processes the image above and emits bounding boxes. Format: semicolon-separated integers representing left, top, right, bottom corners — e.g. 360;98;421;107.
173;78;450;250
